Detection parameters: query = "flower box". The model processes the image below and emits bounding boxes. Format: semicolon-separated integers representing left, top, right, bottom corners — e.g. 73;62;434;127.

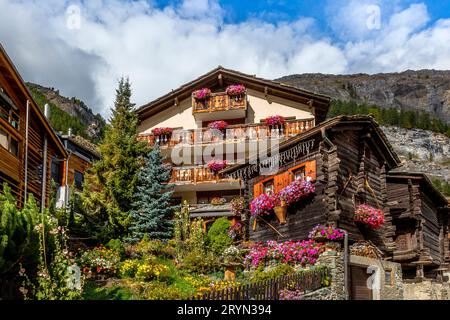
207;160;227;174
207;120;228;131
264;115;285;127
225;84;246;101
192;88;211;100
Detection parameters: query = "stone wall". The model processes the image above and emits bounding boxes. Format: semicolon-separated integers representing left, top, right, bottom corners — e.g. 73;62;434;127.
403;280;450;300
317;249;346;300
302;287;335;300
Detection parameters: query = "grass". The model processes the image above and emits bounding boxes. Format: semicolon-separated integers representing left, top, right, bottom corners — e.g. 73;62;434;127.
83;280;133;300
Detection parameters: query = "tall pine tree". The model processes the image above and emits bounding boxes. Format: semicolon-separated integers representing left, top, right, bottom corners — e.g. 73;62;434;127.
127;145;175;242
82;78;148;239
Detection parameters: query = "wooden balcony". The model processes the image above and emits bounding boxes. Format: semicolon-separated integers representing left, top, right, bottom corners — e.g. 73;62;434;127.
192;91;247;121
139;118;315;148
170;166;242;191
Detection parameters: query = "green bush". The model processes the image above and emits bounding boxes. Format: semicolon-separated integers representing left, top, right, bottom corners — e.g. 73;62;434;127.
206;217;232;255
106;239;125;258
181;251;221;274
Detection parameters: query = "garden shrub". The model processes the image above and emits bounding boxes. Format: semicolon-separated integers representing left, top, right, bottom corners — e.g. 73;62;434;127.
206;217;232;255
128;281;187;300
119;259;141;278
250;264;296;283
135;263;169;281
182;251;221;274
77;246;121;277
106;239;125;258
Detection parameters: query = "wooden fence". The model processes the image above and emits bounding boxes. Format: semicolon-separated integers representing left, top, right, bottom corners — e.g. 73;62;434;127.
190;268;330;300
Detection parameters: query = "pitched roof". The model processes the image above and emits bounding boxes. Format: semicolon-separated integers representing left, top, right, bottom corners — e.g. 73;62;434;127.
0;43;67;157
60;134;100;159
222;115;401;175
136;66;331;123
387;171;449;208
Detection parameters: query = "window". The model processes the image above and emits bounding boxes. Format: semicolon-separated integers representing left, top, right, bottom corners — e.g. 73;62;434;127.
293;166;306;181
0;126;19;157
74;170;84;190
263;179;274;194
385;269;393;285
51;160;62;186
0;91;20;129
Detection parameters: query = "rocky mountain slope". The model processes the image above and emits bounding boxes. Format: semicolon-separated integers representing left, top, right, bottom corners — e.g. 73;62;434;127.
27;83;105;141
278;70;450;124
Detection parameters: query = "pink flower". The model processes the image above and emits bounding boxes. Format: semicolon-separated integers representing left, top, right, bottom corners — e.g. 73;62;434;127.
207;120;228;131
265;115;285;126
151;127;173;136
225;84;246;96
207;160;227;173
250;193;276;217
308;224;345;241
354;204;385;229
193;88;211;100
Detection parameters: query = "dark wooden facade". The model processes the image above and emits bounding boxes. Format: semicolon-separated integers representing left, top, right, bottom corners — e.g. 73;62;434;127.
224;115;401;254
387;172;449;279
0;43;67;208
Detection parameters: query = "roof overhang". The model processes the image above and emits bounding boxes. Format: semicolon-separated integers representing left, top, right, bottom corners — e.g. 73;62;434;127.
136;66;331;124
0;43;67;158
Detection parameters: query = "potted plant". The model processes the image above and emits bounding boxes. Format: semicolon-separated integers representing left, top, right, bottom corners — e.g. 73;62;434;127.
250;192;276;218
222;245;242;281
207;159;227;174
308;224;345;242
273;193;288;224
354;204;385;229
225;84;246;101
211;197;226;205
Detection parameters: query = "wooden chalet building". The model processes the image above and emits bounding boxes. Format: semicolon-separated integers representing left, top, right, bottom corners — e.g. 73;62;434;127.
387;172;450;279
0;43;67;209
136;66;450;281
52;131;100;208
136;66;330;228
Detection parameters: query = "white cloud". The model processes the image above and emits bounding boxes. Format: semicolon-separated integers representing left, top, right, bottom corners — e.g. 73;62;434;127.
0;0;450;118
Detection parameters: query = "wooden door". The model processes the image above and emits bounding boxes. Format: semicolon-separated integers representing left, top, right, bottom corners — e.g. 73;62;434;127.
350;266;372;300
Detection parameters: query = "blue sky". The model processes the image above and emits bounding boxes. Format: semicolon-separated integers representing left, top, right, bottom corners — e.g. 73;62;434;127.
1;0;450;116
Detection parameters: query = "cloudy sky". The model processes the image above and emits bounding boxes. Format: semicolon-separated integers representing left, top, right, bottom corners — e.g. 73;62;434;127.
1;0;450;118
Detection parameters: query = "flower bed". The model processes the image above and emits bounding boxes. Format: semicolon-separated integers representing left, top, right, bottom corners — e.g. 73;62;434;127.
192;88;211;100
265;115;285;126
151;127;173;136
225;84;246;96
244;240;323;268
207;120;228;131
308;224;345;241
354;204;385;229
207;160;227;173
77;246;121;277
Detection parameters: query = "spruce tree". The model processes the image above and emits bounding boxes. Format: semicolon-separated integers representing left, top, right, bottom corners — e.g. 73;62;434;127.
126;145;176;242
82;78;148;239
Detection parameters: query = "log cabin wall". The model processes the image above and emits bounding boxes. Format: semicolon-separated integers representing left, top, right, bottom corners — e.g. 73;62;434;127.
420;193;442;266
331;129;395;253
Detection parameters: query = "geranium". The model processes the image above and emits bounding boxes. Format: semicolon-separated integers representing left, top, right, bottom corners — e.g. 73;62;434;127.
308;224;345;241
277;179;315;206
207;120;228;131
265;115;285;126
225;84;246;96
207;160;227;173
250;193;276;217
244;240;323;268
192;88;211;100
151;127;173;136
354;204;385;229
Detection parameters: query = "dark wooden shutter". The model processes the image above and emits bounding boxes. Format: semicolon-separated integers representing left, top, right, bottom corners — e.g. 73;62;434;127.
350;266;372;300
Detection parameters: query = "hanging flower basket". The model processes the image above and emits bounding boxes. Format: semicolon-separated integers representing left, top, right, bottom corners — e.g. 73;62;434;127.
207;160;227;174
265;115;285;127
192;88;211;100
354;204;385;229
250;193;276;217
308;224;345;242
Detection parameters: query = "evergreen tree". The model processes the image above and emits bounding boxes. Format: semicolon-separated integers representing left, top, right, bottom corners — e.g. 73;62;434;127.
126;145;175;242
82;78;148;239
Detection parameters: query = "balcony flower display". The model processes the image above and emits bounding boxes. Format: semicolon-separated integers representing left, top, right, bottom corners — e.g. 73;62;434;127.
225;84;246;97
151;127;173;136
274;180;315;224
308;224;345;242
230;197;246;216
250;192;276;217
354;204;385;229
244;240;323;268
207;120;228;131
265;115;285;127
192;88;211;100
207;159;227;174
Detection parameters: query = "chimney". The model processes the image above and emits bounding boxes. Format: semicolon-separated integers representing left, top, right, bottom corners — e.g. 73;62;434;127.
44;103;50;119
68;128;72;137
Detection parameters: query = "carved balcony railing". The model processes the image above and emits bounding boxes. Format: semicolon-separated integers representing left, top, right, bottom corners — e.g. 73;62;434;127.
192;91;247;114
138;118;315;148
170;166;240;184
